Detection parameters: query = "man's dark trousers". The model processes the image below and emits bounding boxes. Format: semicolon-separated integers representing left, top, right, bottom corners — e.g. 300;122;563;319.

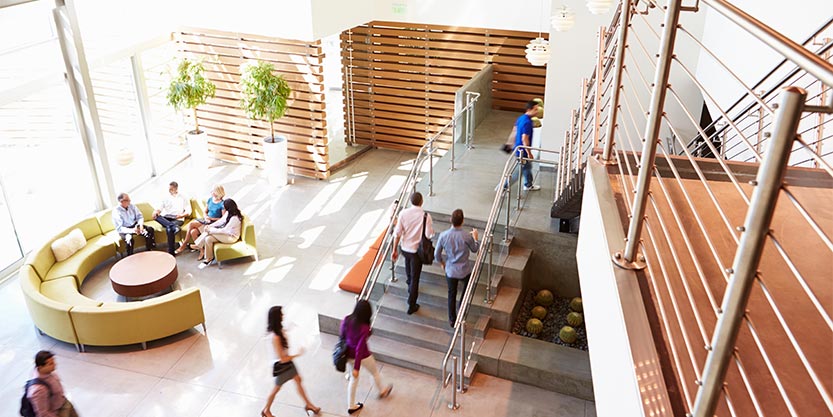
402;250;422;311
446;274;470;325
122;225;156;256
155;216;184;254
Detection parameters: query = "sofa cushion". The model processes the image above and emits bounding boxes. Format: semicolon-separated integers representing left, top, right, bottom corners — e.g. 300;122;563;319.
96;210;115;234
45;235;117;284
40;276;102;307
75;217;104;240
51;229;87;262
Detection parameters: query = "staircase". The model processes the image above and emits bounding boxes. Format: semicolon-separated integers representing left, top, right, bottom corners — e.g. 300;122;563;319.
317;215;530;383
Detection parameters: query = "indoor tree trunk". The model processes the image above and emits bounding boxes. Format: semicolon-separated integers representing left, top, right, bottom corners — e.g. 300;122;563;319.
193;108;200;134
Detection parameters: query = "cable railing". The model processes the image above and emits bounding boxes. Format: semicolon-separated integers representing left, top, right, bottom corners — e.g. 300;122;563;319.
554;1;832;415
357;93;480;313
439;146;560;410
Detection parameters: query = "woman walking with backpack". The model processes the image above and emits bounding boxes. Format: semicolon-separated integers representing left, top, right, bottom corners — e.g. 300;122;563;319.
262;306;321;417
341;300;393;414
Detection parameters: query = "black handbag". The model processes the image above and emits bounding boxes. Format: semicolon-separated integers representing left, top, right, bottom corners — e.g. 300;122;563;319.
272;361;293;377
416;213;435;265
333;334;347;372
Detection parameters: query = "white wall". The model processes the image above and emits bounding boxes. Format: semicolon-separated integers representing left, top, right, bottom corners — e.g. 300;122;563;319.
541;2;709;153
696;0;833;113
371;0;552;33
311;0;374;40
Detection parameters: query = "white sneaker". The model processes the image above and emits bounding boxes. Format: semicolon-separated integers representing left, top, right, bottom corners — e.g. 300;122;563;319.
523;184;541;191
198;261;210;270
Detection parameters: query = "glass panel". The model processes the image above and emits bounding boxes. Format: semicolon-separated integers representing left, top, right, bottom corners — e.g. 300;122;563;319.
141;42;189;172
90;58;153;192
0;183;24;270
0;82;98;252
0;1;62;94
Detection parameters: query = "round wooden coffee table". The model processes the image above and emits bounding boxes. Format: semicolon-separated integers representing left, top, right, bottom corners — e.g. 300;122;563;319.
110;251;178;299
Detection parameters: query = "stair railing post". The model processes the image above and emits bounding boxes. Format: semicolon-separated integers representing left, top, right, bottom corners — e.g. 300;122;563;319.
517;154;524;210
593;26;606;150
504;177;512;243
615;0;684;268
485;236;494;304
449;356;459;410
429;140;435;196
450;118;456;172
602;0;633;162
692;86;807;417
459;320;467;392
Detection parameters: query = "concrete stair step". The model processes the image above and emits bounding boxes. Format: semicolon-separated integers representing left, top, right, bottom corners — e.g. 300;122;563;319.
372;313;483;352
430;219;514;250
370;336;478;383
392;244;527;289
378;295;490;338
381;274;509;317
317;312;477;383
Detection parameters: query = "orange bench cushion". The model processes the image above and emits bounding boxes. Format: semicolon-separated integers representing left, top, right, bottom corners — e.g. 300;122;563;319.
338;229;388;294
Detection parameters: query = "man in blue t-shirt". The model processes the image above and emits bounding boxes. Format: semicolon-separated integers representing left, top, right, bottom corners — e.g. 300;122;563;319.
514;99;541;191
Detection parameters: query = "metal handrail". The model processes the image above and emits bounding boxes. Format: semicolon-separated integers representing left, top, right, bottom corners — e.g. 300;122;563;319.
357;93;480;304
440;146;560;406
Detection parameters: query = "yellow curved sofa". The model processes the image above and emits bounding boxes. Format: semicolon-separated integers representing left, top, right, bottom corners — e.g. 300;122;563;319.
19;203;206;352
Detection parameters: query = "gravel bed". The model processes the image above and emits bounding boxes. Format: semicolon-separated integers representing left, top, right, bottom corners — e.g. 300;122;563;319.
510;289;588;351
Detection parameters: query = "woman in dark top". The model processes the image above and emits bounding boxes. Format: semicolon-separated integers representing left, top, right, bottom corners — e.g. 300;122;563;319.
340;300;393;414
262;306;321;417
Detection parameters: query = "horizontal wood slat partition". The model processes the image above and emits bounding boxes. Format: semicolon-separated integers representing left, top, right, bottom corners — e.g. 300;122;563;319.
342;21;546;153
175;28;329;179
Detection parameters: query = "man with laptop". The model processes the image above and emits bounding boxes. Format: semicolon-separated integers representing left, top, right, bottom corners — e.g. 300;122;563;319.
152;181;190;255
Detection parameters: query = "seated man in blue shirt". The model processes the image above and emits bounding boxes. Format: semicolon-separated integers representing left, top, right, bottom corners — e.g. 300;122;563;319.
112;193;156;256
152;181;189;255
434;209;480;327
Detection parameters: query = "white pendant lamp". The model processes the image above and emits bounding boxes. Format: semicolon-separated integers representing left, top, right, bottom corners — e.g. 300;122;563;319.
586;0;613;14
551;5;576;32
525;37;550;66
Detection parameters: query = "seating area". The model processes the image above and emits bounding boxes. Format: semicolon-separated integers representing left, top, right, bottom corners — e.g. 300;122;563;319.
18;199;258;351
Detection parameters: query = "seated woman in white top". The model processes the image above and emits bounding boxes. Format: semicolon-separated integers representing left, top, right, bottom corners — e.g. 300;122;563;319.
195;198;242;269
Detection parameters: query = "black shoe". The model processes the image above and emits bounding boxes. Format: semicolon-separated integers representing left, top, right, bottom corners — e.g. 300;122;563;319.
407;304;420;315
348;403;363;414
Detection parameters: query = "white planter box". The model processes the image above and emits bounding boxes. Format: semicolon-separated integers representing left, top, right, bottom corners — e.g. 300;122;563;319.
263;135;288;186
186;131;212;169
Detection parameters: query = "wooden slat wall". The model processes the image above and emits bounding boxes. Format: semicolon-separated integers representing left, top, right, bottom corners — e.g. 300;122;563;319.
342;21;547;152
175;29;329;179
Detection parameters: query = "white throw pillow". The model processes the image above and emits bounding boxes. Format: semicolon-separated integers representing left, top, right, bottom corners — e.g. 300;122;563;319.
51;229;87;262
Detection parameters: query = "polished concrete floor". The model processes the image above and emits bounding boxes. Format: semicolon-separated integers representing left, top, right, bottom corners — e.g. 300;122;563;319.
0;114;594;417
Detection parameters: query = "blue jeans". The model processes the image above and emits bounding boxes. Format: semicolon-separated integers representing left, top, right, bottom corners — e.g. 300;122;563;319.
504;159;535;189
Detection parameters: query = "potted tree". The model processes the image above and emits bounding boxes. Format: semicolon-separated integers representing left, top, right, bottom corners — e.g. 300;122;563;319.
166;58;217;168
239;60;292;185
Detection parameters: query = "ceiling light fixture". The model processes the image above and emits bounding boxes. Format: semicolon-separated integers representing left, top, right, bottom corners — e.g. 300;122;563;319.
551;5;576;32
586;0;613;14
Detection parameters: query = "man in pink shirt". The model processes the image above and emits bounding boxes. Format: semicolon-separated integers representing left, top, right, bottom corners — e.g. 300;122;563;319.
26;351;78;417
392;192;434;315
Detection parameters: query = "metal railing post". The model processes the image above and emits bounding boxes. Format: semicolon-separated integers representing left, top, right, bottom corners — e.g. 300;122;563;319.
429;140;435;196
485;236;493;304
450;118;456;172
602;0;633;162
504;183;511;243
517;155;524;210
616;0;685;267
459;320;467;392
577;82;588;167
691;86;807;417
449;356;459;410
593;26;606;150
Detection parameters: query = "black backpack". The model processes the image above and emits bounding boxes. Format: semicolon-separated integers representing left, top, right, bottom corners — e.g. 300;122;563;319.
20;378;51;417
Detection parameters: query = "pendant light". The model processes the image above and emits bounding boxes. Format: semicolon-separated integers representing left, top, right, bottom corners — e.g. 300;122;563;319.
551;5;576;32
526;0;551;66
586;0;614;14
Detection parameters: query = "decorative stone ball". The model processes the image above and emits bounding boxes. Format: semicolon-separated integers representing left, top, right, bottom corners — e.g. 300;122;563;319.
526;318;544;334
531;117;542;128
567;312;583;327
534;289;554;307
531;306;547;320
559;326;578;344
570;297;583;312
116;147;134;166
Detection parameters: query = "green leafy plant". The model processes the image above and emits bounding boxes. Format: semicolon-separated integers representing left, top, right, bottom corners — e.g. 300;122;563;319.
166;58;216;135
239;60;292;142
